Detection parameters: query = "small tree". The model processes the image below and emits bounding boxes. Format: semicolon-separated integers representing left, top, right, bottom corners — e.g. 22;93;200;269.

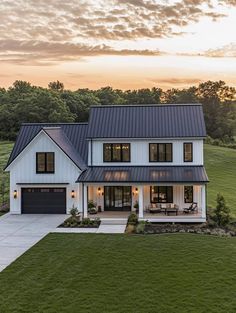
213;193;231;227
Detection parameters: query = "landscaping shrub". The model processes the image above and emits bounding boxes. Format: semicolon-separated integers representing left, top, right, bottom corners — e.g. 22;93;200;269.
136;221;147;234
212;193;231;227
70;207;79;217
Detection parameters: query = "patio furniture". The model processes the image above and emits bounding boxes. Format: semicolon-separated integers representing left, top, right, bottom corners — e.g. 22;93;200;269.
183;202;198;214
148;203;161;214
164;204;179;216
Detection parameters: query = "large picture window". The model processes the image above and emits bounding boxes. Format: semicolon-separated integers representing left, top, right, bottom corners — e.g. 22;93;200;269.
150;186;173;203
36;152;55;173
149;143;172;162
184;186;193;203
184;143;193;162
103;143;130;162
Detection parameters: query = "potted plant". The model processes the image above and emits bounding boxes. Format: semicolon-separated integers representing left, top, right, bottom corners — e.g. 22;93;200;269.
88;200;98;214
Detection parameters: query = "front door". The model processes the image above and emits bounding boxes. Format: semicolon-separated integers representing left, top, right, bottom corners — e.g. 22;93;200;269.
104;186;132;211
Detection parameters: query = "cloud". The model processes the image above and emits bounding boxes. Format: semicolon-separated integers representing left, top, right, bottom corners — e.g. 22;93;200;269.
203;43;236;57
177;42;236;57
0;0;234;65
148;77;202;85
0;39;164;65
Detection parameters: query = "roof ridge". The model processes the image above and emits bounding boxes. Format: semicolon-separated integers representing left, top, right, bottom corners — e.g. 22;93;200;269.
22;122;88;126
90;103;202;108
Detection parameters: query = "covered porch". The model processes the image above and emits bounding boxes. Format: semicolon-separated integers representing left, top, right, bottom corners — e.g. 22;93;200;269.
83;184;206;222
78;165;208;223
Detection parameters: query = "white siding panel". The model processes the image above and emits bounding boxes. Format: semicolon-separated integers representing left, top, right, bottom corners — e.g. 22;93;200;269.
90;139;203;166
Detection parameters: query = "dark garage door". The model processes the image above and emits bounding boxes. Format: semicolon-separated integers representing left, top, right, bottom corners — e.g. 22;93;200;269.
22;188;66;214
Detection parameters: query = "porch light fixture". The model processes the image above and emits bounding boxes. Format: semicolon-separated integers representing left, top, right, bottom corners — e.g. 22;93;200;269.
98;187;103;196
13;190;17;199
71;190;75;198
133;187;138;196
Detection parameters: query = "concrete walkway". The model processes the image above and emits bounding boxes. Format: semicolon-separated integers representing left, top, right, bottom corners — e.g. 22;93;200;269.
53;218;128;234
0;213;67;272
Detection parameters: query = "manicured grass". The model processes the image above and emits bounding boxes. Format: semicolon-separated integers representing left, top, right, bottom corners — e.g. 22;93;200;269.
204;144;236;214
0;141;13;206
1;233;236;313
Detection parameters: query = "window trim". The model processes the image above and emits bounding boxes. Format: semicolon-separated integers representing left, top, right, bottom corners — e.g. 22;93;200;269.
103;143;131;163
184;186;194;203
183;142;193;162
149;143;173;163
150;186;173;203
36;152;55;174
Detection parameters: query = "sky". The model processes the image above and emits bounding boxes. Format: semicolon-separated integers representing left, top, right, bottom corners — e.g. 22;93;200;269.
0;0;236;90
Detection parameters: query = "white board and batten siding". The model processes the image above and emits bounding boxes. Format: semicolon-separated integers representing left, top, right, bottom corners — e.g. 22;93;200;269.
88;139;204;166
6;131;83;214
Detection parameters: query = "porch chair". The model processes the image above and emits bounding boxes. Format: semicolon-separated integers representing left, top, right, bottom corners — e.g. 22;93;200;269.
183;202;198;214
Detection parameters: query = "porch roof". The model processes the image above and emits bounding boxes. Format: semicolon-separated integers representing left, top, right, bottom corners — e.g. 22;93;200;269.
77;166;209;183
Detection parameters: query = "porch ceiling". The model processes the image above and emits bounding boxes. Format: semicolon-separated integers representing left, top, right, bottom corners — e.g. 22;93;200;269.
76;166;209;184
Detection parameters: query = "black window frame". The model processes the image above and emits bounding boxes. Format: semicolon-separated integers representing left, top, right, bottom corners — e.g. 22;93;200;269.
103;143;131;162
184;186;194;203
183;142;193;162
150;186;173;203
36;152;55;174
149;143;173;162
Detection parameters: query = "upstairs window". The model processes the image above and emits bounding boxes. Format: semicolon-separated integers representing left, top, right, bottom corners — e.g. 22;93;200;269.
36;152;55;173
184;143;193;162
149;143;172;162
103;143;130;162
184;186;193;203
150;186;173;203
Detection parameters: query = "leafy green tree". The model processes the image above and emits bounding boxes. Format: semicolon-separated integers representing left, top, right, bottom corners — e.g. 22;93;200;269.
95;87;125;105
48;80;64;92
212;193;231;227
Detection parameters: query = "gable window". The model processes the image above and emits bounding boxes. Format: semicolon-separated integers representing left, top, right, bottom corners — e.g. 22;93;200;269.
150;186;173;203
103;143;130;162
184;143;193;162
36;152;55;173
149;143;172;162
184;186;193;203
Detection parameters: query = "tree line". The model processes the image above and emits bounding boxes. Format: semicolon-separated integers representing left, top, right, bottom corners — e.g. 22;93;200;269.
0;80;235;141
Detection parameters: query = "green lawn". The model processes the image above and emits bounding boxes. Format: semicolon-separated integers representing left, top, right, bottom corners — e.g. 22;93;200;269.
204;144;236;213
1;233;236;313
0;141;13;206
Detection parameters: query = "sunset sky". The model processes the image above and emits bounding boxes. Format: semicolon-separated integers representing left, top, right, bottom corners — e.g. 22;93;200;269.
0;0;236;90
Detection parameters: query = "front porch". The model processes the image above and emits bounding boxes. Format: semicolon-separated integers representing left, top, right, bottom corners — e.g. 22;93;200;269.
84;184;206;223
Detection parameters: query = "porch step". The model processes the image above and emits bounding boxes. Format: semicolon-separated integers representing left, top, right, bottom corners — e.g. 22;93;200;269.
100;218;127;225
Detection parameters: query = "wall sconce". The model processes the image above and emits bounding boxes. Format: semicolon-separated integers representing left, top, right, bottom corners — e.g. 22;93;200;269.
13;190;17;199
71;190;75;198
98;187;104;196
133;188;138;196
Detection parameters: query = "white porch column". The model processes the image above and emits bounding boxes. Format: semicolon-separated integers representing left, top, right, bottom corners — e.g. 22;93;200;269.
138;185;144;219
83;184;88;218
201;185;206;219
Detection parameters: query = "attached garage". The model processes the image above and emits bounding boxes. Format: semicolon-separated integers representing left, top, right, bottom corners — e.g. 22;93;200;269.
22;188;66;214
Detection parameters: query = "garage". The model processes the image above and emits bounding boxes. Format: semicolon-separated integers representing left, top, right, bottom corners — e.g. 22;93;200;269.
22;188;66;214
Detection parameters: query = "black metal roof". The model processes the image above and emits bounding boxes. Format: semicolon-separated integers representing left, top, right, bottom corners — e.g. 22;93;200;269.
77;166;209;183
43;127;87;170
5;123;88;169
87;104;207;138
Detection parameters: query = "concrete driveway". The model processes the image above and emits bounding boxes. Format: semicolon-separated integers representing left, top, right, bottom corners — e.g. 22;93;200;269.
0;213;67;272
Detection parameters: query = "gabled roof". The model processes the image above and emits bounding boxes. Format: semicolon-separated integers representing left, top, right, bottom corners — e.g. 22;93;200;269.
43;127;87;170
87;104;207;138
5;123;88;169
77;166;209;183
